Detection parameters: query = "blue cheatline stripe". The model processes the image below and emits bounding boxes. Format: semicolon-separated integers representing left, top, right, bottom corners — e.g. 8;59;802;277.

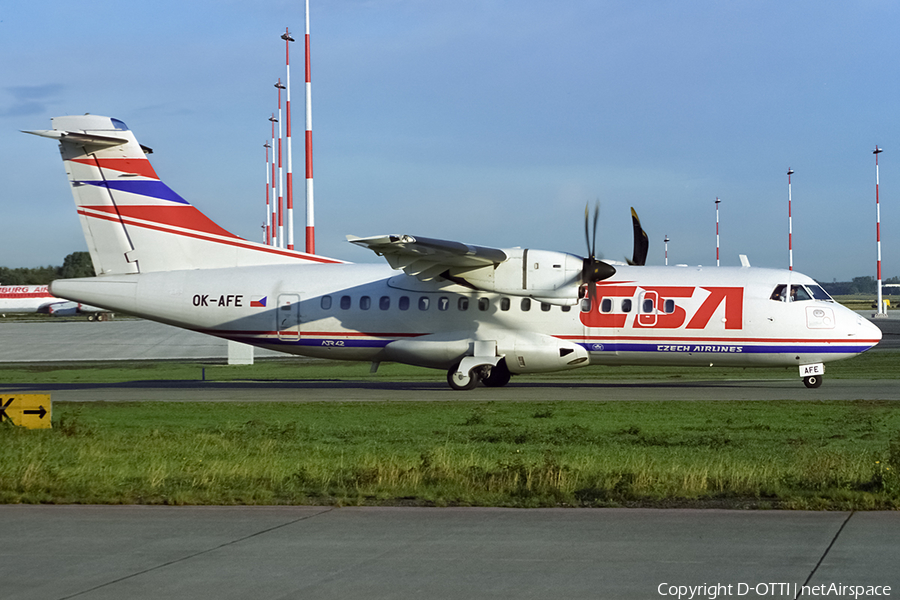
80;180;189;205
581;342;872;354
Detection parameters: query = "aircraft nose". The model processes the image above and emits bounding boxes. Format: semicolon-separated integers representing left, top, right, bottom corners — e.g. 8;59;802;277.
857;312;883;348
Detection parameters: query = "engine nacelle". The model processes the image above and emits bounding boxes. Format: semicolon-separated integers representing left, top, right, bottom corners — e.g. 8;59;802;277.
449;249;582;304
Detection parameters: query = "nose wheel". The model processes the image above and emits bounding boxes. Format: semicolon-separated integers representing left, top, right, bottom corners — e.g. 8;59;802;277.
803;375;822;389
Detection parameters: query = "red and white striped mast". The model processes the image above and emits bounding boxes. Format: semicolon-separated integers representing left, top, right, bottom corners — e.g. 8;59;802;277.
787;168;794;271
269;114;278;247
874;146;885;315
275;79;286;248
282;28;296;251
715;197;721;266
304;0;316;254
264;140;272;245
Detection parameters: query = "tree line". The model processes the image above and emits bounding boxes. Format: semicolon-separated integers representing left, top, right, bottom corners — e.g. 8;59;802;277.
2;251;897;295
821;276;900;296
0;252;94;285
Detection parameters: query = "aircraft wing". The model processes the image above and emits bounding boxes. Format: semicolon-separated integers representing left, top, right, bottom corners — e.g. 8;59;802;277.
347;234;508;280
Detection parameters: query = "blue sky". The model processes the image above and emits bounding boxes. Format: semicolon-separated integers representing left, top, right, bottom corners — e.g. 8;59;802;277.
2;0;898;282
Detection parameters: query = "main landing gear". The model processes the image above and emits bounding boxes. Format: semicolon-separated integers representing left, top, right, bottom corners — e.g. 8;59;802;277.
447;359;511;391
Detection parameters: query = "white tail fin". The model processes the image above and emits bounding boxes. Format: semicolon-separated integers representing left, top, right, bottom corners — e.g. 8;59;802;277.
26;115;340;275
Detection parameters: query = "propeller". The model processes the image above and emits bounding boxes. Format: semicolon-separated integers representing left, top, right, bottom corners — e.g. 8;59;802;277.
581;202;616;303
627;207;649;266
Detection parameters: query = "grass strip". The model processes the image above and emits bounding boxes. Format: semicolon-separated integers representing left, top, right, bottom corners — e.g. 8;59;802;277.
0;349;896;385
2;400;899;509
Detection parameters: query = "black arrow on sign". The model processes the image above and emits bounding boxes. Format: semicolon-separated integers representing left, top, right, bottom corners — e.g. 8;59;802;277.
0;398;12;422
24;406;47;419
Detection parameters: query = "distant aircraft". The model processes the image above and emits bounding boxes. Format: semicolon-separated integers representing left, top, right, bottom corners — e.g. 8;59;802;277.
0;284;108;319
26;115;881;388
0;285;58;314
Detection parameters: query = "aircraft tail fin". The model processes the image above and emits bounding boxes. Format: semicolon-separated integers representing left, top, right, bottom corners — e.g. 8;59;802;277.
26;115;340;275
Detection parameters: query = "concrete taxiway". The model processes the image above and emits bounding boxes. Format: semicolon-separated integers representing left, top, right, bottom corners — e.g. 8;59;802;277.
2;377;900;402
2;506;899;600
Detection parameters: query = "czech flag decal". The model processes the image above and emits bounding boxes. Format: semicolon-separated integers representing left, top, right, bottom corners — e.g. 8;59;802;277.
250;296;267;308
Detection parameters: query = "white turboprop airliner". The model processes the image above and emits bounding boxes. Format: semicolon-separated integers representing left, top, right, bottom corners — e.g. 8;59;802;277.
0;284;105;319
26;115;881;389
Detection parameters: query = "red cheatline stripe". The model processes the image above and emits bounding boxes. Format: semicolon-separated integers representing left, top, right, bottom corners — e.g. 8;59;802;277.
560;334;881;345
77;208;342;264
84;205;240;239
70;158;159;179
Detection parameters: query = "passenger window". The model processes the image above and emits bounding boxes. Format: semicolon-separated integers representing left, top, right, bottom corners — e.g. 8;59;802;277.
642;298;654;313
500;297;510;311
399;296;410;311
458;297;469;311
340;295;351;310
419;296;430;310
601;298;612;313
580;298;591;312
622;299;632;313
438;297;449;311
478;298;489;311
379;296;390;310
541;302;551;312
521;298;532;311
664;299;675;314
561;305;571;312
320;295;332;310
360;296;371;310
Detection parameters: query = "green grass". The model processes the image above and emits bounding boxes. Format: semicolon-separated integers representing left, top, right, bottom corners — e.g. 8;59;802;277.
2;400;900;509
0;348;896;385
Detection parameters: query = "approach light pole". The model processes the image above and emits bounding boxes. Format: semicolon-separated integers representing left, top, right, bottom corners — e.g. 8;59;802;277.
269;115;278;247
874;146;886;316
275;80;286;248
264;141;272;245
664;235;670;266
304;0;316;254
788;168;794;271
715;197;721;266
282;28;296;251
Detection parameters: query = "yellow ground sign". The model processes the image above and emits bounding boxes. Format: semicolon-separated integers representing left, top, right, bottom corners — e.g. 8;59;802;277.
0;394;52;429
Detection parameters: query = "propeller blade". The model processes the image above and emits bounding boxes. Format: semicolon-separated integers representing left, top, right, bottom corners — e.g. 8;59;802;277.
629;207;649;266
584;203;592;258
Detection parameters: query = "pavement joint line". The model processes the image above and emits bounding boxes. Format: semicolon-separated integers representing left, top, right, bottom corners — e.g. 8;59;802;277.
55;507;336;600
794;510;855;599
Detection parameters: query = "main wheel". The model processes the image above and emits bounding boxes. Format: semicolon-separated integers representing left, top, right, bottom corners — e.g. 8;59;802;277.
803;375;822;389
447;364;481;391
481;360;511;387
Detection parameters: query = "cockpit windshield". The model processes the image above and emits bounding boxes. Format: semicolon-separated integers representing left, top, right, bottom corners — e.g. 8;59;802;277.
807;284;834;301
769;283;831;302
